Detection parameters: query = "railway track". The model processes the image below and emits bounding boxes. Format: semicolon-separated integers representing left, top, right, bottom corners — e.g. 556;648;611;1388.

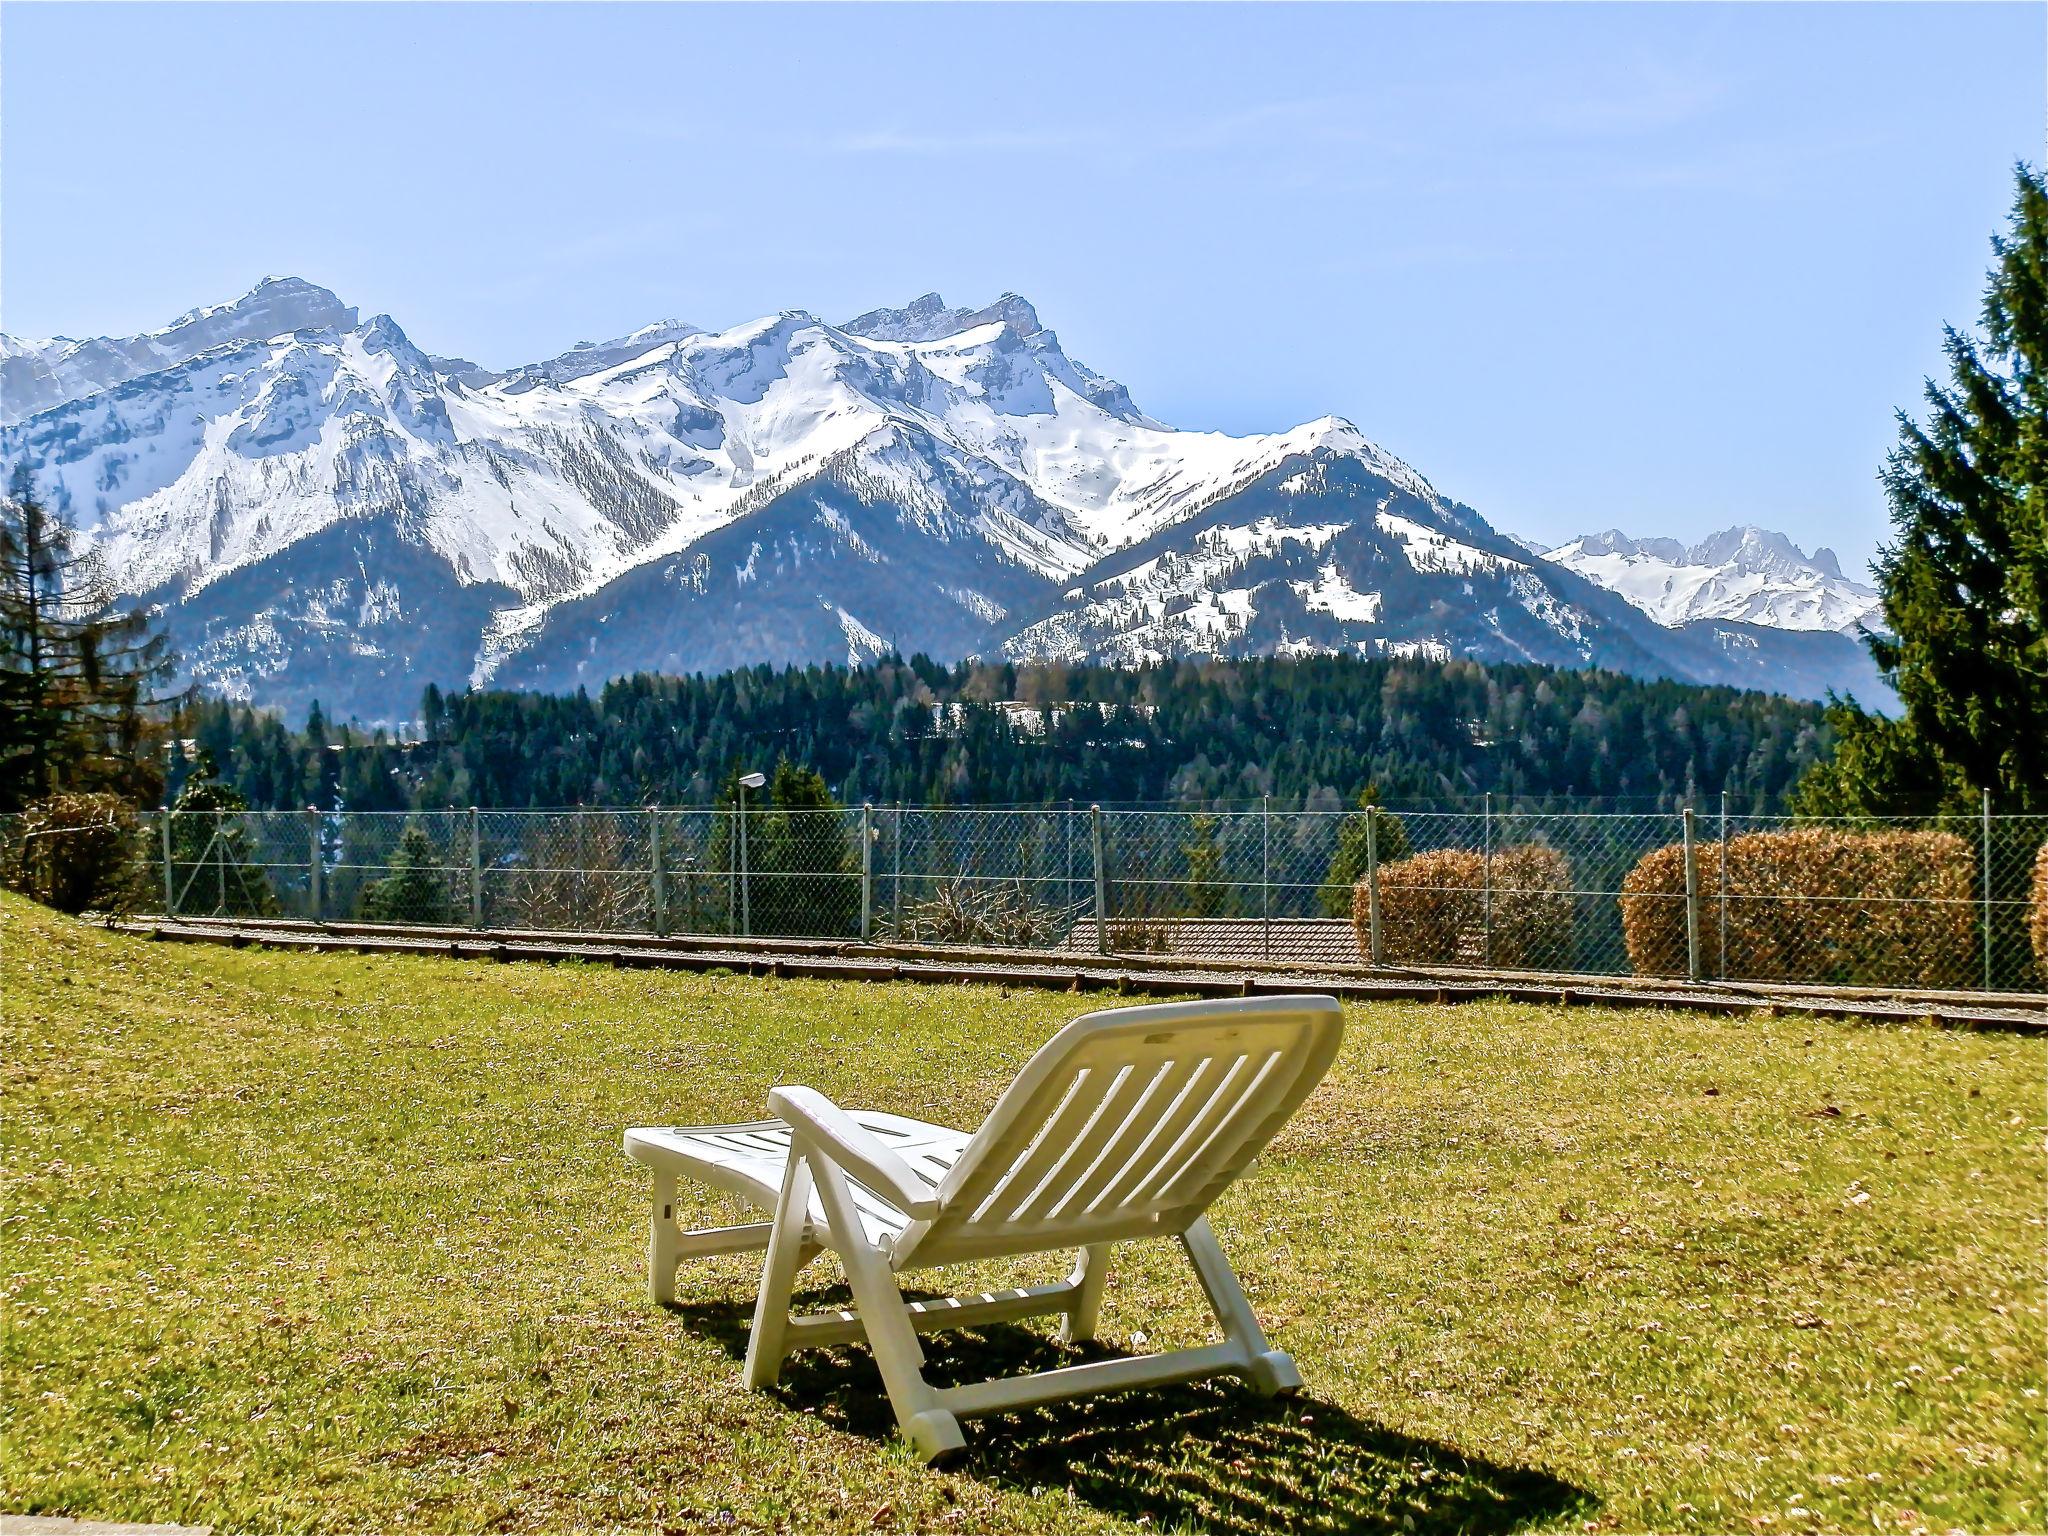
117;914;2047;1032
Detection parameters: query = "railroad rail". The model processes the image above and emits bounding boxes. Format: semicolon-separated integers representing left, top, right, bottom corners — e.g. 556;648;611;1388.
119;915;2047;1032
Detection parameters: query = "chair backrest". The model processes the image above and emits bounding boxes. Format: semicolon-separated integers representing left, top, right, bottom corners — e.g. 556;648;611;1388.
891;995;1343;1269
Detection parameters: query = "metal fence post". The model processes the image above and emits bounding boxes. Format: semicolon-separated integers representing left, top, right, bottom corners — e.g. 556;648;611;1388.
160;808;174;916
738;802;750;938
306;806;322;921
860;802;874;942
1065;799;1076;912
1981;787;1993;991
1260;794;1272;959
1482;792;1494;967
892;803;902;933
1366;804;1384;966
468;806;483;930
1682;805;1701;983
1718;789;1729;980
1091;804;1107;955
575;810;589;930
650;810;667;937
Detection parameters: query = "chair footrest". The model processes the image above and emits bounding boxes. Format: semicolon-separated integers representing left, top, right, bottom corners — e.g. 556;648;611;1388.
938;1340;1250;1419
784;1281;1080;1350
673;1221;776;1257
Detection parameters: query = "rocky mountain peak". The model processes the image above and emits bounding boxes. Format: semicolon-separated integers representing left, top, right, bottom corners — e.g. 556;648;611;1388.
841;291;1044;344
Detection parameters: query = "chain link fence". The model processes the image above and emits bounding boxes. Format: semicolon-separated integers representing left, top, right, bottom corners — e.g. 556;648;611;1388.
23;798;2042;995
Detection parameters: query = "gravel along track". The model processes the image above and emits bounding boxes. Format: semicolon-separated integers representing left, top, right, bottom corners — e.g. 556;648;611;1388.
118;917;2047;1032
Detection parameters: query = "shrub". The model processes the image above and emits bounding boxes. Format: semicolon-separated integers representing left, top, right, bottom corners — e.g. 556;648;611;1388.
881;877;1082;948
1620;826;1975;987
2031;843;2048;981
1355;843;1574;970
166;771;277;917
1617;844;1693;979
357;821;455;925
4;792;146;916
502;813;644;932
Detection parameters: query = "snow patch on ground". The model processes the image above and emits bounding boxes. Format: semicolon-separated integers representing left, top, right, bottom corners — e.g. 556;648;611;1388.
1377;512;1522;577
1382;638;1453;662
1293;564;1382;623
828;601;892;667
471;603;549;686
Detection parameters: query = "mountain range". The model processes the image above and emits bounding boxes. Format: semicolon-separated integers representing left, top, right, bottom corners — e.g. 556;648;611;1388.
0;277;1892;722
1540;527;1883;634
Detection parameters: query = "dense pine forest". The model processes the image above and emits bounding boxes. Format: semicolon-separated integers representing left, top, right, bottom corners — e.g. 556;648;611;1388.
171;654;1834;813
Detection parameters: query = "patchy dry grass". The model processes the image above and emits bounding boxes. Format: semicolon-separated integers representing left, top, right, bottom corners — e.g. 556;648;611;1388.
2;891;2042;1534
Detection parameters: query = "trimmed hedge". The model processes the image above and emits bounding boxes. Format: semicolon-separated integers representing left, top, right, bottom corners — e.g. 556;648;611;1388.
1354;844;1573;969
1620;826;1975;987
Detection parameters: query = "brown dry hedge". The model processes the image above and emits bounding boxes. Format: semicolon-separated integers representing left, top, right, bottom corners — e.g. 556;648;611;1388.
1621;826;1975;987
1354;843;1573;969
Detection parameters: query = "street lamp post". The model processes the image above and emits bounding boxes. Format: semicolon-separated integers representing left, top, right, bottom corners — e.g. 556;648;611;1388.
737;771;766;937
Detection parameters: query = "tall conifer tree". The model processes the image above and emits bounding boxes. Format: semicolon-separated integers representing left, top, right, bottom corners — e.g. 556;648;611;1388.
1820;165;2048;812
0;466;178;810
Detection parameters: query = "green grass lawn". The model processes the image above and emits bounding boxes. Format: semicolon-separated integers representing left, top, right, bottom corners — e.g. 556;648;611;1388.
3;891;2043;1535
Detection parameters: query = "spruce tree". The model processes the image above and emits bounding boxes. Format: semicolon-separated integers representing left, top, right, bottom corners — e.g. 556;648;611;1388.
709;760;857;936
0;466;178;810
357;821;453;924
1809;164;2048;813
1181;813;1225;917
165;755;278;917
1319;786;1411;916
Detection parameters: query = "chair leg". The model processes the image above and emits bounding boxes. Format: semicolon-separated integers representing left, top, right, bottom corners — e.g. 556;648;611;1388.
648;1170;679;1306
743;1148;814;1389
1059;1243;1111;1345
808;1151;965;1466
1179;1216;1300;1397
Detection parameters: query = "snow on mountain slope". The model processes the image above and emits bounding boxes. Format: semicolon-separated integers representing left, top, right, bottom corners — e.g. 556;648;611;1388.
1005;447;1639;672
1544;526;1883;634
0;276;1893;720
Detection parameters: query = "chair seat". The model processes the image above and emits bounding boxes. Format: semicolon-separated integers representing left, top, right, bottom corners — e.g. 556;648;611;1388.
626;1112;971;1247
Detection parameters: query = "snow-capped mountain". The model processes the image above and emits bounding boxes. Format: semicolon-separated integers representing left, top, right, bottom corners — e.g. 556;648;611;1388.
0;278;1892;720
1543;527;1884;634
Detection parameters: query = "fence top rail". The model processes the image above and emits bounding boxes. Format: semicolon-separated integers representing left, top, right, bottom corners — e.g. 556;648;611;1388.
141;803;2048;825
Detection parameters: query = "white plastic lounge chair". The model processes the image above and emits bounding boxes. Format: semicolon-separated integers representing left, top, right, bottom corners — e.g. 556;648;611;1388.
624;994;1344;1463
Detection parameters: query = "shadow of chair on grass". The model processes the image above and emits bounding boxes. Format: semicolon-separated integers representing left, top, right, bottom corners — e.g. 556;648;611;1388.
669;1292;1595;1536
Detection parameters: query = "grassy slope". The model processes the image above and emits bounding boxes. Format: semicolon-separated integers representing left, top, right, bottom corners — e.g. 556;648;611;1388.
2;891;2042;1535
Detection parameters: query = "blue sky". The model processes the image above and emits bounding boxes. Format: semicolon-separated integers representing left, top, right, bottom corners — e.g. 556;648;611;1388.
4;3;2040;571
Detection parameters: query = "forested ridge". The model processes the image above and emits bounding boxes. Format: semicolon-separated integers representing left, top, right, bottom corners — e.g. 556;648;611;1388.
175;653;1834;813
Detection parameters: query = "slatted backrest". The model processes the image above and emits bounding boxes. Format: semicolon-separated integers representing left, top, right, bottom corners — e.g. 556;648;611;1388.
890;995;1343;1269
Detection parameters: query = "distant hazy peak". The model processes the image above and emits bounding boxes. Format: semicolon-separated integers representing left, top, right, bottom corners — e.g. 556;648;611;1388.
490;318;704;391
0;274;359;423
841;291;1044;344
565;318;701;354
162;275;355;337
1543;524;1882;634
1569;528;1688;563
